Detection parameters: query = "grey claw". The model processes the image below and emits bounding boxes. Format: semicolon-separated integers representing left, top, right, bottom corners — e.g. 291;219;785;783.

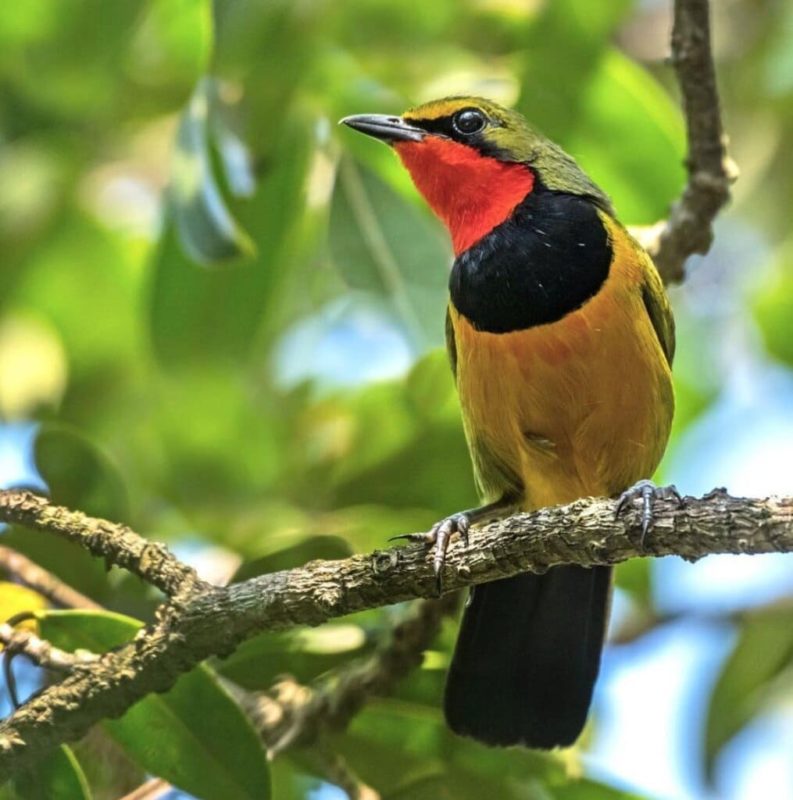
422;512;472;594
615;480;683;549
456;515;471;548
388;532;431;544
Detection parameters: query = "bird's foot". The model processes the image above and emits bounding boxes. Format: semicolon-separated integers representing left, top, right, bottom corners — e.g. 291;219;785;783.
390;513;471;595
615;479;682;549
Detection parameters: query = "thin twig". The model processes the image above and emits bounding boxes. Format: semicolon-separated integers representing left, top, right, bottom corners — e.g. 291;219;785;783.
242;595;458;755
638;0;736;282
0;622;99;672
311;741;381;800
0;546;102;610
0;492;203;597
1;617;99;707
117;778;172;800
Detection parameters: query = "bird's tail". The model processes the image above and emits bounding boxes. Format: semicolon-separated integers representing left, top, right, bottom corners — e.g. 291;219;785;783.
444;565;612;748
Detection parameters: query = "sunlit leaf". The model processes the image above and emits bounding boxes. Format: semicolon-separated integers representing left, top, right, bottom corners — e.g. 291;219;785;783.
0;582;48;634
38;610;271;800
555;780;646;800
0;313;67;420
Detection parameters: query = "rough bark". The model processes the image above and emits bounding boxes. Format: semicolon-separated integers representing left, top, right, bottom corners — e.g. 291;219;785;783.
0;488;790;778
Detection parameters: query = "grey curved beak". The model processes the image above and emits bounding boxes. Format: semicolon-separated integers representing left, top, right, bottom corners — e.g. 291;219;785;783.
340;114;425;144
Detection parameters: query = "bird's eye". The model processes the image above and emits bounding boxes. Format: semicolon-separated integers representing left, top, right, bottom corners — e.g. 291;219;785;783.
452;108;486;136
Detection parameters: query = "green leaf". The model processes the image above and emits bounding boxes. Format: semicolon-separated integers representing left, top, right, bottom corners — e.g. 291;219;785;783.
230;535;352;583
555;780;647;800
219;623;371;690
615;559;652;607
149;104;316;364
37;610;271;800
404;348;457;421
705;606;793;779
130;0;213;87
518;0;684;225
328;157;449;350
9;745;92;800
564;49;686;223
519;0;634;141
336;699;647;799
0;425;134;607
34;423;129;522
171;78;256;266
0;0;142;121
753;247;793;366
335;700;564;800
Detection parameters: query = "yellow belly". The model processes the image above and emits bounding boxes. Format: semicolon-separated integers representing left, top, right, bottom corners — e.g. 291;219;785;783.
449;225;674;511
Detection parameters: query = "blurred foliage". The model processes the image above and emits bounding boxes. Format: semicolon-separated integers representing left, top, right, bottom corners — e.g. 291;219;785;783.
1;0;793;798
1;745;91;800
38;610;271;800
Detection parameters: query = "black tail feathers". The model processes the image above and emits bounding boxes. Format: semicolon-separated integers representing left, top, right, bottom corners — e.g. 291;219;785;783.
444;565;612;748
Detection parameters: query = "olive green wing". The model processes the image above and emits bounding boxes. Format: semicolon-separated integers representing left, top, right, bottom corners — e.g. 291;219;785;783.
640;257;676;368
446;306;458;377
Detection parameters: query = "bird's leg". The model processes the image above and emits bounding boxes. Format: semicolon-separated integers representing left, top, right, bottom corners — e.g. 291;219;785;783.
391;496;517;594
615;479;683;549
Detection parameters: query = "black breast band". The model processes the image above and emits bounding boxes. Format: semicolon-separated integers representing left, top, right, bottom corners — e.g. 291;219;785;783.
449;185;612;333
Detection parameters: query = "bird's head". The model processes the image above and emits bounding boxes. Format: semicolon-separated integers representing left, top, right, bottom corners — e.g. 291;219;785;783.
342;96;611;255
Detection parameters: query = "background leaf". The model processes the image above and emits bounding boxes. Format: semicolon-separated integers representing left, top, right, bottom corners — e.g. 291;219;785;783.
37;610;271;800
5;745;92;800
705;606;793;778
328;157;449;349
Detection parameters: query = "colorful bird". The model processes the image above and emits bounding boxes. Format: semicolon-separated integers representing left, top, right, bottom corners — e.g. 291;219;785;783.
342;97;675;749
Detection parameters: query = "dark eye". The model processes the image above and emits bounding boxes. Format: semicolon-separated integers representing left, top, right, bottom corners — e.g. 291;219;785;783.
452;108;486;136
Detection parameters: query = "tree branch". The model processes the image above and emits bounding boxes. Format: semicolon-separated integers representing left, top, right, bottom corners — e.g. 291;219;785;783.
241;594;459;755
0;492;202;598
0;488;790;778
634;0;736;282
0;546;101;611
0;623;99;673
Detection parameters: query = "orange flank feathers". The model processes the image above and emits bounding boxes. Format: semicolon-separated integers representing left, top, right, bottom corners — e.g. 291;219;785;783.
394;138;535;255
448;214;673;509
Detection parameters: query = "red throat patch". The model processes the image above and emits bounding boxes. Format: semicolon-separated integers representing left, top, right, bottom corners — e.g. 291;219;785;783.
394;137;535;255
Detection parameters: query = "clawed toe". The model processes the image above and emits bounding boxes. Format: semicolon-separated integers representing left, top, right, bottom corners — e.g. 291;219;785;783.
388;531;435;544
615;479;682;548
390;513;471;595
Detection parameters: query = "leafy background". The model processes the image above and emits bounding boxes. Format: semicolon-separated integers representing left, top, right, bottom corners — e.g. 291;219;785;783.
1;0;793;798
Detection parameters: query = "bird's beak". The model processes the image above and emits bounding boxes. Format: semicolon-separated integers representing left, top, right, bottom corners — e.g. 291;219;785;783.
340;114;425;144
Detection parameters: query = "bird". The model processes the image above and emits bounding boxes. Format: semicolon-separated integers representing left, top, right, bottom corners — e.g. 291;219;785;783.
341;97;675;749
